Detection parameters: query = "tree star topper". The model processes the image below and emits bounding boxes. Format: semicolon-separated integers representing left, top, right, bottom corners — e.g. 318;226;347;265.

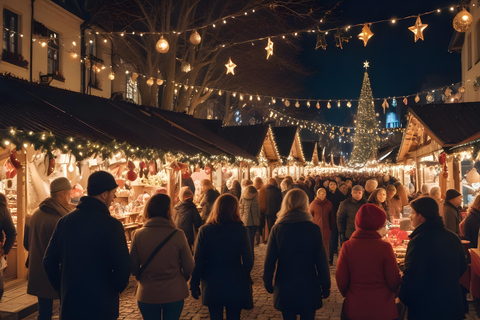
363;61;369;69
408;16;428;42
265;38;274;59
358;23;374;46
225;58;236;75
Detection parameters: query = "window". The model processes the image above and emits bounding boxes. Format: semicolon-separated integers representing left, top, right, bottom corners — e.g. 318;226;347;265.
386;112;400;128
468;32;472;70
3;9;18;54
47;30;59;75
126;75;139;104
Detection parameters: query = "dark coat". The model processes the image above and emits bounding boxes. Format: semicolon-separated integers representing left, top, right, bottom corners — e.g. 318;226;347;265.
263;211;330;313
464;208;480;248
26;198;70;299
336;229;401;320
174;199;202;246
444;201;462;236
200;189;220;221
326;189;345;217
265;185;283;218
0;198;16;255
43;196;130;320
337;197;367;239
190;222;253;309
398;217;467;320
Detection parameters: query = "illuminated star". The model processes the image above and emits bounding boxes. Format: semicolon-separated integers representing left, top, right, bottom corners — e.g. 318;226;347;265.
225;58;236;75
408;16;428;42
363;61;369;69
358;23;374;46
315;32;327;50
265;38;274;59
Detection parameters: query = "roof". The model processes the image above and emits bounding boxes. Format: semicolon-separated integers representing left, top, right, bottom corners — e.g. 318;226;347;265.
409;103;480;148
449;30;464;53
270;126;298;158
218;125;269;157
301;141;316;162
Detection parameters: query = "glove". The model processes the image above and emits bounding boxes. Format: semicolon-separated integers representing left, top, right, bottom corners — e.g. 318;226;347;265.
322;289;330;299
191;287;201;300
265;283;274;294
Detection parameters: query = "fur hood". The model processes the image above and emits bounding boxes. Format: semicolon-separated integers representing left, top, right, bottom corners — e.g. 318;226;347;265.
241;187;258;200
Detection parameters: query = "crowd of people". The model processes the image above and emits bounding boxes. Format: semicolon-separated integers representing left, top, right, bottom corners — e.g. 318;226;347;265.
0;170;478;320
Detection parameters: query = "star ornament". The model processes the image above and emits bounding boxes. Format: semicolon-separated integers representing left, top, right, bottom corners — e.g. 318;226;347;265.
409;16;428;42
225;58;236;75
363;61;369;69
358;23;374;46
265;38;274;59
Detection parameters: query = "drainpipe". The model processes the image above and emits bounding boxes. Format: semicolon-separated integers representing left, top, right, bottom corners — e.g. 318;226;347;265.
80;23;88;94
29;0;35;82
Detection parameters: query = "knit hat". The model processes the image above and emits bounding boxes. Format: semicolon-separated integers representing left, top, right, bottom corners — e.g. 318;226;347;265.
87;171;118;196
355;204;387;230
410;196;439;220
50;177;72;194
352;185;364;192
445;189;462;201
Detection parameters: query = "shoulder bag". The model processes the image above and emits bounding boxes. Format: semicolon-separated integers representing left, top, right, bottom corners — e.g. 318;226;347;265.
135;229;178;281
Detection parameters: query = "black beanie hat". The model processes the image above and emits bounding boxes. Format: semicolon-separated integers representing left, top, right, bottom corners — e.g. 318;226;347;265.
410;196;439;220
445;189;462;201
87;171;118;196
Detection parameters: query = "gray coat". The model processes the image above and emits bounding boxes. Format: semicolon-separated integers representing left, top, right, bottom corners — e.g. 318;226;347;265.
337;197;367;239
239;188;260;226
443;201;462;236
26;198;70;299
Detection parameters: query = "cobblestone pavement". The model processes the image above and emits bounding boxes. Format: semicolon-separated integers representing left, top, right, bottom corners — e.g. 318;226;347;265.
118;243;480;320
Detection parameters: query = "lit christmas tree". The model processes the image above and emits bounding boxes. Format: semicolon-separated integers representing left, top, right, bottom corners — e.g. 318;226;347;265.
349;61;379;167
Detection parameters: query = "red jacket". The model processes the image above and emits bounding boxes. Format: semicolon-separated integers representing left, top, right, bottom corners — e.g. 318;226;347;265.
336;229;401;320
309;198;334;257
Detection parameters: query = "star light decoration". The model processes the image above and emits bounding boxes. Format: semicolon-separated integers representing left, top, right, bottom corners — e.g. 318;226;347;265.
335;28;350;49
265;38;274;59
358;24;374;46
225;58;236;75
408;16;428;42
315;32;327;50
363;61;369;69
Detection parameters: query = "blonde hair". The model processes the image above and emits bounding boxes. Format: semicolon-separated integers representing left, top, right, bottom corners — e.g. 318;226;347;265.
276;189;309;221
469;194;480;213
179;186;193;201
429;186;441;197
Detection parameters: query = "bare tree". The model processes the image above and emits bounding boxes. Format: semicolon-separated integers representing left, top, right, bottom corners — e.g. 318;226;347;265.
92;0;331;114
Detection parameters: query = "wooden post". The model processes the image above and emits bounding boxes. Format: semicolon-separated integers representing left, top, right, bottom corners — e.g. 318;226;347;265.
16;150;27;278
167;168;174;200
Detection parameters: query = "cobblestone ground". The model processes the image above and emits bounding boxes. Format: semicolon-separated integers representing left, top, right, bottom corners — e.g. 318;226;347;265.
118;243;480;320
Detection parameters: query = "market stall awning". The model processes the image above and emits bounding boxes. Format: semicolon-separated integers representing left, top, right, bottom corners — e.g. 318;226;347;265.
271;126;305;163
217;125;269;158
301;141;318;163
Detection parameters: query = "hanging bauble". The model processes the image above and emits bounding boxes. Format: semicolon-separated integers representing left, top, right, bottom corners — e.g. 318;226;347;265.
306;101;311;108
347;101;352;108
403;97;408;105
414;94;420;103
445;86;452;97
10;150;21;169
204;166;211;175
316;101;320;109
69;51;78;62
347;128;351;133
190;30;202;45
295;101;300;108
127;170;137;181
408;15;428;42
181;61;191;73
146;77;154;86
327;101;331;109
358;23;374;46
453;8;473;33
337;101;341;108
156;35;169;53
108;72;115;80
459;86;466;93
392;98;397;107
382;99;389;113
157;79;164;86
285;100;290;107
47;158;55;176
426;92;434;102
131;72;138;84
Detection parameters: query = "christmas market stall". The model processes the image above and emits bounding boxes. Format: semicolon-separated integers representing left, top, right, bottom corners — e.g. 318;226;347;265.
270;126;305;180
397;102;480;205
301;140;321;173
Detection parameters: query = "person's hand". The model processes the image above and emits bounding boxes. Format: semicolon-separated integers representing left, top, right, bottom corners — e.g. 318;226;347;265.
322;289;330;299
191;287;201;299
265;284;274;294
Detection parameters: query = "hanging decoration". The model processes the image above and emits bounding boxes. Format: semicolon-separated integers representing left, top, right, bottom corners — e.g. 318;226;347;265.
108;72;115;81
315;32;327;50
337;101;341;108
131;72;138;84
306;101;311;108
156;35;169;53
392;98;397;107
327;101;332;109
146;77;154;86
68;52;78;62
459;86;466;93
415;94;420;103
445;87;452;97
265;38;274;59
334;28;350;49
225;58;236;75
190;30;202;45
285;100;290;107
295;101;300;108
358;23;374;46
347;101;352;108
157;79;164;86
382;99;389;113
181;61;191;72
426;92;434;102
453;8;473;32
403;97;408;105
408;15;428;42
316;101;320;109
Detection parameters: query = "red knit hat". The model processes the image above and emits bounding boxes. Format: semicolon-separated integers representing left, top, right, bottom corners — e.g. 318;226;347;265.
355;203;387;230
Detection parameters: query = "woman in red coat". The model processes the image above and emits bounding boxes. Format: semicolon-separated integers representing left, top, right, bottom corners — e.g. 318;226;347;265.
336;204;401;320
309;188;334;258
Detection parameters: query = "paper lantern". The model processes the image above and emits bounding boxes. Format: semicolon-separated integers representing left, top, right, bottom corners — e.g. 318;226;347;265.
157;79;164;86
108;72;115;80
190;30;201;45
156;35;169;53
453;8;473;33
146;77;154;86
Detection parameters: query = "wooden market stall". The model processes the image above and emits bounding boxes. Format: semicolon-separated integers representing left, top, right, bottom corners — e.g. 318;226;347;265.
301;140;320;173
270;126;305;180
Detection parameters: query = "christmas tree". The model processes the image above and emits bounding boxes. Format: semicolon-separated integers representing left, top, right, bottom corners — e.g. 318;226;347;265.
349;62;379;167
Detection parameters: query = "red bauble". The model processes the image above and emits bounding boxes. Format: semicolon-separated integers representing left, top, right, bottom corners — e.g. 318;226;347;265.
205;166;211;175
127;160;135;170
127;170;137;181
10;150;21;169
439;153;446;165
47;158;55;176
222;167;227;173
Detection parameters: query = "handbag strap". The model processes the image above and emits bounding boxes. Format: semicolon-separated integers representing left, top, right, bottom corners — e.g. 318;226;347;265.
136;229;178;280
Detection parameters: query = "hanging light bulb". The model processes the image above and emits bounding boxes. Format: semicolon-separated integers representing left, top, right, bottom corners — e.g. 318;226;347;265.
347;101;352;108
69;52;78;61
157;79;164;86
285;100;290;107
146;77;154;86
306;101;311;107
316;101;320;109
190;30;202;45
68;163;75;172
295;101;300;108
327;101;331;109
453;8;473;32
108;72;115;80
156;35;169;53
181;61;191;72
337;101;341;107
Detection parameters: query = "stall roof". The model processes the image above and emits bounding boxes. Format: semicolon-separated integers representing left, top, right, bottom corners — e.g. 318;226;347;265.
217;125;269;158
0;76;237;157
270;126;298;158
301;141;316;162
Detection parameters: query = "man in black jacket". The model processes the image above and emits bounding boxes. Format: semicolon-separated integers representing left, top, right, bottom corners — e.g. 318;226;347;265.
265;178;283;238
44;171;130;320
337;185;366;245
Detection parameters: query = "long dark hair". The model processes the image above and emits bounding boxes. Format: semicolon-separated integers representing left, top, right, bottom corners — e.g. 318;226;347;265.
207;194;242;225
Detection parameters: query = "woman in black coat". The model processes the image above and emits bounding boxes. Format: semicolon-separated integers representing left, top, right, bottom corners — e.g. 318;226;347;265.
174;187;203;250
263;189;331;320
464;194;480;248
190;194;253;320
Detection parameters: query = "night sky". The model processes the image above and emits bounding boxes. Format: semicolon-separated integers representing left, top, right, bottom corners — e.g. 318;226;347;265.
295;0;462;127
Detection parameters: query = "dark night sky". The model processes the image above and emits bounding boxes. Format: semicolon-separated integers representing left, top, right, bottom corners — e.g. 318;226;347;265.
292;0;462;127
